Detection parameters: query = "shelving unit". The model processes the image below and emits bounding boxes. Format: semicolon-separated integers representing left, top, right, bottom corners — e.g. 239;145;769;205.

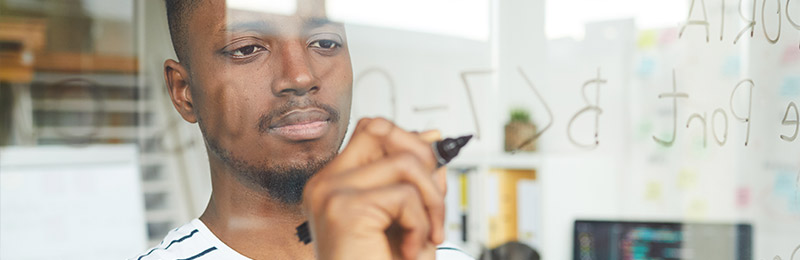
444;151;543;257
22;69;192;246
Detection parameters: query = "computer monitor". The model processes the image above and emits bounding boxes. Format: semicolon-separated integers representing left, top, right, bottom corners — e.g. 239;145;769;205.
573;220;752;260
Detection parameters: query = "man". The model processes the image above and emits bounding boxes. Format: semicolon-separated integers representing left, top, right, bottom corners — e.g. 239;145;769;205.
133;0;472;259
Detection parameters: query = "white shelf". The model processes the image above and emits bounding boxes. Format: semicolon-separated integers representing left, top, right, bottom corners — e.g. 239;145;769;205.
37;126;159;139
34;99;152;113
448;152;541;169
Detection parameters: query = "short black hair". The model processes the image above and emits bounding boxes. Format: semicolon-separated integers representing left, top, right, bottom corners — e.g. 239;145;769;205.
164;0;203;68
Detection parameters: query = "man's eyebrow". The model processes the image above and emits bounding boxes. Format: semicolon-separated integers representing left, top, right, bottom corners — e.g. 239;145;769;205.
303;17;337;31
219;20;275;34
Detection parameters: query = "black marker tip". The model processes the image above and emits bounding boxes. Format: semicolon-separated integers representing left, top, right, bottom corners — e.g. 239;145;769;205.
434;134;473;167
457;135;473;145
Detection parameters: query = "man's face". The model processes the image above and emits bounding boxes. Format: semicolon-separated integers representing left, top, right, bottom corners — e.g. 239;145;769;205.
176;0;353;203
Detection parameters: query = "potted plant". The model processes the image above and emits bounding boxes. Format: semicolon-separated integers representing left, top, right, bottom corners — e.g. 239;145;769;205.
504;108;537;152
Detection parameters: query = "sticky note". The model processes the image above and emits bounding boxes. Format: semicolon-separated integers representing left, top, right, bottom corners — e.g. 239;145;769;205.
781;45;800;65
637;57;656;77
736;187;750;208
687;199;707;218
773;170;800;213
779;76;800;97
659;28;678;46
678;169;697;190
645;181;662;201
636;120;654;140
722;55;740;77
774;171;795;197
637;30;657;49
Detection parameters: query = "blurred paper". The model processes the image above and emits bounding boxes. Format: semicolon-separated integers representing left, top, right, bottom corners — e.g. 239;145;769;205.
0;145;146;260
517;179;540;249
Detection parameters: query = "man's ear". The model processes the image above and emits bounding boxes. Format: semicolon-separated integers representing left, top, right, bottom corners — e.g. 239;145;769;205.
164;59;197;123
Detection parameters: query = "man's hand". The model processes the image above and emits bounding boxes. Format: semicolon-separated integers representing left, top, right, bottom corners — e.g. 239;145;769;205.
302;118;447;260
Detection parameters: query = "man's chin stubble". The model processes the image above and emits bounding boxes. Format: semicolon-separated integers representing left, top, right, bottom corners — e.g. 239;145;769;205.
205;137;337;205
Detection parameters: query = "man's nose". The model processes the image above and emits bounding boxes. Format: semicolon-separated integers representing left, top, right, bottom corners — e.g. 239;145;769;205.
272;41;318;96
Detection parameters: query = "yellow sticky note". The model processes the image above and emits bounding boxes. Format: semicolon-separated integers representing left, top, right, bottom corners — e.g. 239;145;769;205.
645;181;662;201
687;199;708;219
678;169;697;190
637;30;658;49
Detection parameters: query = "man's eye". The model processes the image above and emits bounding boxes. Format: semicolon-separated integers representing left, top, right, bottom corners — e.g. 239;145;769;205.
228;45;264;58
309;40;340;49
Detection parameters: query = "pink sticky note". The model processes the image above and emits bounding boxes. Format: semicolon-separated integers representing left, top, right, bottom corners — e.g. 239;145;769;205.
782;45;800;65
736;187;750;208
659;28;678;46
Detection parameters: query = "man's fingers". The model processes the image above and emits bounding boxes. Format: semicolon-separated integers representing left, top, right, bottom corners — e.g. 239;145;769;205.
417;129;441;143
320;153;445;244
317;184;431;260
339;118;438;172
305;117;447;253
418;242;437;260
416;129;447;220
434;167;447;197
368;184;430;260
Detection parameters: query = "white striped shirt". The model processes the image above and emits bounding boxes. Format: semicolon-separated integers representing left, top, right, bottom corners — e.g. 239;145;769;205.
132;219;473;260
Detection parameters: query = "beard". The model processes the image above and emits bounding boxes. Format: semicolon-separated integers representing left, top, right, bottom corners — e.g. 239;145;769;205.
199;98;347;205
207;138;337;205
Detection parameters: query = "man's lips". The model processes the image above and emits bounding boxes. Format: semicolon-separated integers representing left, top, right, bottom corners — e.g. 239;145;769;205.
268;109;331;141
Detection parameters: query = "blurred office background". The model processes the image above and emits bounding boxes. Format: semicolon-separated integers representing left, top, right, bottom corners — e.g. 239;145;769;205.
1;0;799;259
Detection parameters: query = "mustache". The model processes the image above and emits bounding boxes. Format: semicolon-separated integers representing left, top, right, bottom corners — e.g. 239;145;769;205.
257;99;340;133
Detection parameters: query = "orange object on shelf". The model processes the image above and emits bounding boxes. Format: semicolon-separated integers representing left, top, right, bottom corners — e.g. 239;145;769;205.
34;52;139;74
0;17;46;83
487;168;537;248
